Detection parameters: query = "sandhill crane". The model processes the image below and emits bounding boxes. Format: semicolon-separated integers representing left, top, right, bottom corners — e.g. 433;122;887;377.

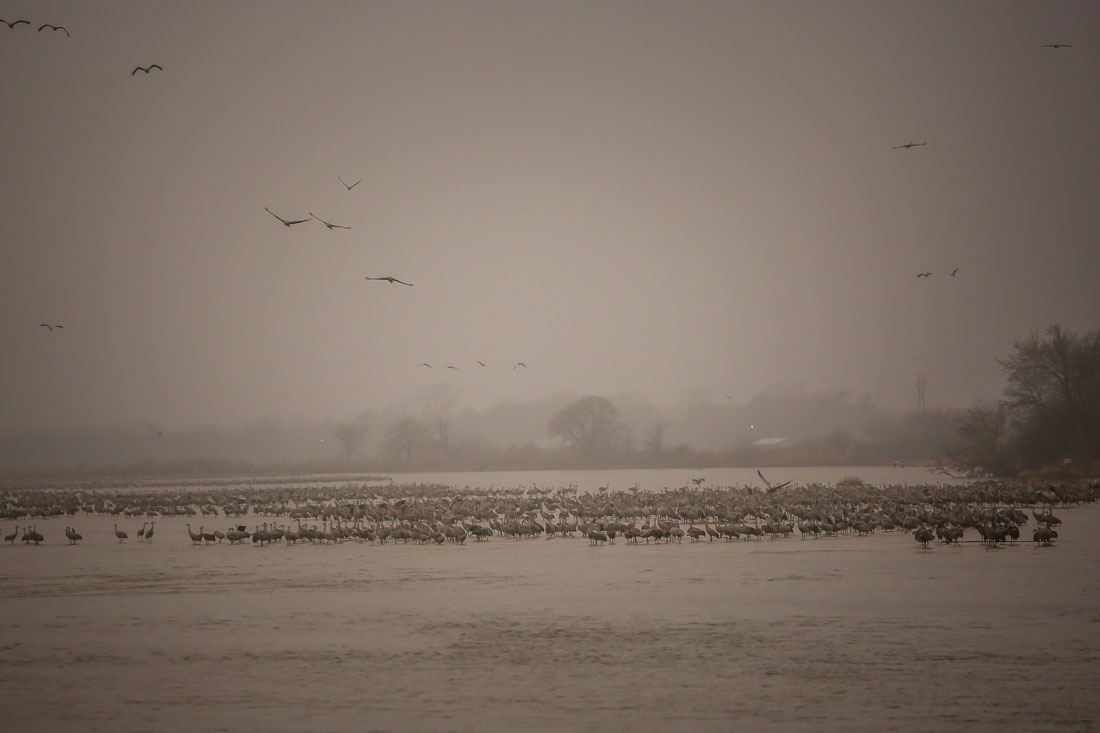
40;323;63;331
587;527;608;545
65;526;83;544
893;142;926;149
201;527;217;544
338;176;362;190
309;212;351;230
513;362;527;369
113;524;128;543
24;525;43;544
1041;43;1071;49
704;521;720;542
136;522;148;542
185;523;202;544
2;18;30;29
131;64;163;75
916;272;933;278
364;276;413;286
144;521;155;542
757;469;792;492
38;23;69;36
949;268;959;277
265;207;308;226
5;526;20;544
913;527;935;548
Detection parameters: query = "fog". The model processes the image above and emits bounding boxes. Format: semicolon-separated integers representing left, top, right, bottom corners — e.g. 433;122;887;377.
3;0;1098;437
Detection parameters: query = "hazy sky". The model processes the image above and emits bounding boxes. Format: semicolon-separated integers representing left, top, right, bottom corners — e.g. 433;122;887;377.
3;0;1098;431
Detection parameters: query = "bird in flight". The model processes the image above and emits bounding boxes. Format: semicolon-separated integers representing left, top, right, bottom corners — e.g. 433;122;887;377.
513;362;527;369
893;142;927;150
725;394;735;400
447;365;459;370
37;23;69;36
2;18;30;29
310;212;351;230
757;469;792;492
418;363;433;369
476;361;487;367
916;272;933;278
131;64;163;75
1041;43;1071;49
365;276;413;286
949;268;959;277
338;177;362;191
265;207;309;227
40;323;63;331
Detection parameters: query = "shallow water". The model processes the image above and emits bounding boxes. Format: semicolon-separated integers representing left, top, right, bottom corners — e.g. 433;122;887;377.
3;500;1098;732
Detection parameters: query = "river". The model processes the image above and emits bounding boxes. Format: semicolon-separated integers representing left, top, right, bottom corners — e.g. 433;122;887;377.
1;467;1096;732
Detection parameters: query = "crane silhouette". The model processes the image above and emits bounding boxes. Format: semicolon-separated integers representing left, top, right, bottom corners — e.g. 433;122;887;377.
893;142;927;149
131;64;163;75
265;207;308;226
364;276;413;286
309;212;351;230
338;177;362;190
40;323;63;331
757;469;792;492
2;19;30;29
37;23;69;36
1041;43;1071;49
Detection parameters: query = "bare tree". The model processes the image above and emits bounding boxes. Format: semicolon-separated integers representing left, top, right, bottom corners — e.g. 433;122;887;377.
548;396;625;463
333;420;369;462
948;402;1014;476
384;417;429;464
642;419;671;456
999;325;1100;465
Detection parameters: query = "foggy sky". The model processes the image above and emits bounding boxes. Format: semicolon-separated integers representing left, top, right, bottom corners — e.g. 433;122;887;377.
3;0;1098;431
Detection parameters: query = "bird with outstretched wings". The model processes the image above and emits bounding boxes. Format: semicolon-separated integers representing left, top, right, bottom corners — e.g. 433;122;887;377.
757;469;792;492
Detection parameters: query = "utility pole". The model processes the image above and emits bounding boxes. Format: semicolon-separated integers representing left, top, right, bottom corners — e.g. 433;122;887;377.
916;373;926;412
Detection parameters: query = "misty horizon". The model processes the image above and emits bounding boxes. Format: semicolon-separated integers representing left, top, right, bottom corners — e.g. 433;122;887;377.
3;1;1098;436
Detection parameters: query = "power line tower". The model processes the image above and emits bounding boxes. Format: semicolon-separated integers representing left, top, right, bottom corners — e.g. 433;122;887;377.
916;373;926;412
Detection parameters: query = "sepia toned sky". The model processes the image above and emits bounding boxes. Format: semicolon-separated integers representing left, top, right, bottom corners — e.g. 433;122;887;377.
2;0;1098;430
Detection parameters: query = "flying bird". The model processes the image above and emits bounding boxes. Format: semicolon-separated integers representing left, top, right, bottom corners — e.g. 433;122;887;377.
949;268;959;277
476;361;487;367
1041;43;1071;49
757;469;792;492
447;365;459;370
265;207;309;226
131;64;163;75
917;272;933;278
893;142;927;150
513;362;527;369
338;177;362;190
37;23;69;36
2;19;30;29
364;276;413;286
309;212;351;230
39;323;63;331
418;363;433;369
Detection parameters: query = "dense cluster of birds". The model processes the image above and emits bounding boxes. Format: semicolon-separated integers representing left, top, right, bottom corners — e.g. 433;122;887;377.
3;478;1095;549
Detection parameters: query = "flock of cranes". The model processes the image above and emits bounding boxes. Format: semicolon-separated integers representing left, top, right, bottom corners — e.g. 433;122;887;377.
4;477;1093;550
